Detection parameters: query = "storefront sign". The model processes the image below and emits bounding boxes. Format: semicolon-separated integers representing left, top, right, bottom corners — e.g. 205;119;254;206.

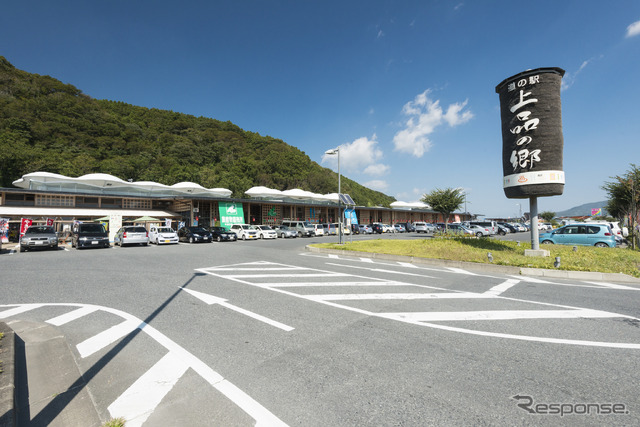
218;202;245;228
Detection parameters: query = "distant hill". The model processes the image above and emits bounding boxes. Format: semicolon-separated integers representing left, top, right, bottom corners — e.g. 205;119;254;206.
555;201;609;217
0;56;395;207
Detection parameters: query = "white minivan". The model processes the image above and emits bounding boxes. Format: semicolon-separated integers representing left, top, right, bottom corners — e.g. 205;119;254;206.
148;225;179;245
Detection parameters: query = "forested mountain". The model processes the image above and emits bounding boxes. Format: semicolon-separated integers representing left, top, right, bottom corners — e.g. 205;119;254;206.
0;57;395;206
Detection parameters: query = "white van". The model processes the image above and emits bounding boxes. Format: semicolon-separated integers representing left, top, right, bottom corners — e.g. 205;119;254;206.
281;220;315;237
469;221;498;235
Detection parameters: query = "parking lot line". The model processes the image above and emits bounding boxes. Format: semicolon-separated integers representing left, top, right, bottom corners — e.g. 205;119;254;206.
77;318;142;358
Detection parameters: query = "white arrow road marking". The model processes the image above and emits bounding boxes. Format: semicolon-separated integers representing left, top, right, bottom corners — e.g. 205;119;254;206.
180;287;294;332
108;351;189;427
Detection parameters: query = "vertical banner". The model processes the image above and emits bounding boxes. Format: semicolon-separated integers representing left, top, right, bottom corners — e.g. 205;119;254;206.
20;218;33;237
0;218;9;243
165;218;172;228
495;67;565;199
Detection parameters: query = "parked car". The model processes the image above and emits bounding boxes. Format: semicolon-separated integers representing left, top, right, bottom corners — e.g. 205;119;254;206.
402;222;416;232
539;224;616;248
350;224;360;235
280;220;315;237
252;225;278;239
498;222;518;233
209;226;237;242
312;224;325;237
469;221;498;235
114;226;149;247
414;222;436;233
370;223;384;234
20;225;58;251
72;223;110;249
274;225;297;238
332;223;351;235
178;226;213;243
381;224;394;233
149;225;179;245
466;224;491;237
496;224;510;235
359;224;373;234
393;224;406;233
322;223;337;236
230;224;259;240
445;224;474;235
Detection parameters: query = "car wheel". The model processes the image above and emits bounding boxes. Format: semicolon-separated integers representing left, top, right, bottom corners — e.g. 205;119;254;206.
541;240;554;245
594;242;609;248
260;234;263;239
217;236;222;242
298;231;302;237
189;236;194;243
499;230;506;236
476;232;483;237
242;234;246;241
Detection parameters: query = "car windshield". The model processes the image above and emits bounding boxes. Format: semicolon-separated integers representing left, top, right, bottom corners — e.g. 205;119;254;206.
190;227;207;233
80;224;105;233
25;226;55;234
280;226;290;230
241;225;251;230
261;226;273;230
157;227;173;233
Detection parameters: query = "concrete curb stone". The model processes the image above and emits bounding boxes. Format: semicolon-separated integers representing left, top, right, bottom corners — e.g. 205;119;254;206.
306;245;640;284
0;322;16;427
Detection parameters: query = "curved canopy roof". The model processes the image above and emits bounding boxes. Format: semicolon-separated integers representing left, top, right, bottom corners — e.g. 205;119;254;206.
390;201;431;210
245;186;339;204
13;172;232;198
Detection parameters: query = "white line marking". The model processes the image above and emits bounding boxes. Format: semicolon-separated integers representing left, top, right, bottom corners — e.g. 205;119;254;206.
47;306;99;326
582;281;640;290
77;319;142;358
226;273;349;279
180;288;294;331
328;254;339;259
325;262;436;278
267;281;409;288
381;309;623;322
484;279;520;296
207;267;305;271
445;267;478;275
397;262;419;268
108;351;189;427
360;257;374;263
307;292;494;301
0;304;44;318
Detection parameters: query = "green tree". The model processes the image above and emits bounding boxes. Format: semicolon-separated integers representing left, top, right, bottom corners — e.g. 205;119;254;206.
602;164;640;249
421;188;465;229
539;211;556;222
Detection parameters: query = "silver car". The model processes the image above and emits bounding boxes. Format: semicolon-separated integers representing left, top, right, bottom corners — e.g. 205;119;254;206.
274;225;297;238
20;225;58;251
114;226;149;247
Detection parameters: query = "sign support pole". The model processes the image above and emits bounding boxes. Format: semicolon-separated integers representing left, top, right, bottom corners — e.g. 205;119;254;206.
530;196;540;250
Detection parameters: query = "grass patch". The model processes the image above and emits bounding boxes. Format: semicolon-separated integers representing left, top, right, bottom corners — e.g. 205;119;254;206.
313;237;640;277
102;418;126;427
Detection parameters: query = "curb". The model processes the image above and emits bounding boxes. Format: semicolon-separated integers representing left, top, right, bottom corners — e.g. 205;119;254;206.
305;245;640;284
0;322;15;427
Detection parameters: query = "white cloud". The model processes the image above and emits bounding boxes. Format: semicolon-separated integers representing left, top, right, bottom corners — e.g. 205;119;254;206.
364;180;389;191
626;19;640;38
321;134;390;175
363;163;390;175
393;90;473;157
561;56;602;91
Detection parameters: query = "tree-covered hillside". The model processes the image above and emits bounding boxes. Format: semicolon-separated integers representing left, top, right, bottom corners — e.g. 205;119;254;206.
0;56;394;206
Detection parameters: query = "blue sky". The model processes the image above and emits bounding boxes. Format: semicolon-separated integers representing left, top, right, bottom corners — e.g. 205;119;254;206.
2;1;639;217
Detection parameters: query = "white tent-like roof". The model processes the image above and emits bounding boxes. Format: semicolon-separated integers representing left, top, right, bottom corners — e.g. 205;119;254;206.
12;172;232;198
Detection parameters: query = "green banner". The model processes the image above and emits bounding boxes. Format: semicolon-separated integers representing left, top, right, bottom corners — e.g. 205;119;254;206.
218;202;245;228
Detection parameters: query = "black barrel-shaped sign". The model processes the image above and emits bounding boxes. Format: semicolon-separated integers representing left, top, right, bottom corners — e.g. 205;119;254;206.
495;67;565;199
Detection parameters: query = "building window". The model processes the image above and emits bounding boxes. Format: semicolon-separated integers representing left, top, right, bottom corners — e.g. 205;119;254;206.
76;196;99;208
101;198;123;208
35;194;74;207
123;198;152;209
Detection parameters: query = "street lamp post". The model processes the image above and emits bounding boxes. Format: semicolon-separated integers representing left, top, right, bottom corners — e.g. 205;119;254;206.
325;147;342;244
